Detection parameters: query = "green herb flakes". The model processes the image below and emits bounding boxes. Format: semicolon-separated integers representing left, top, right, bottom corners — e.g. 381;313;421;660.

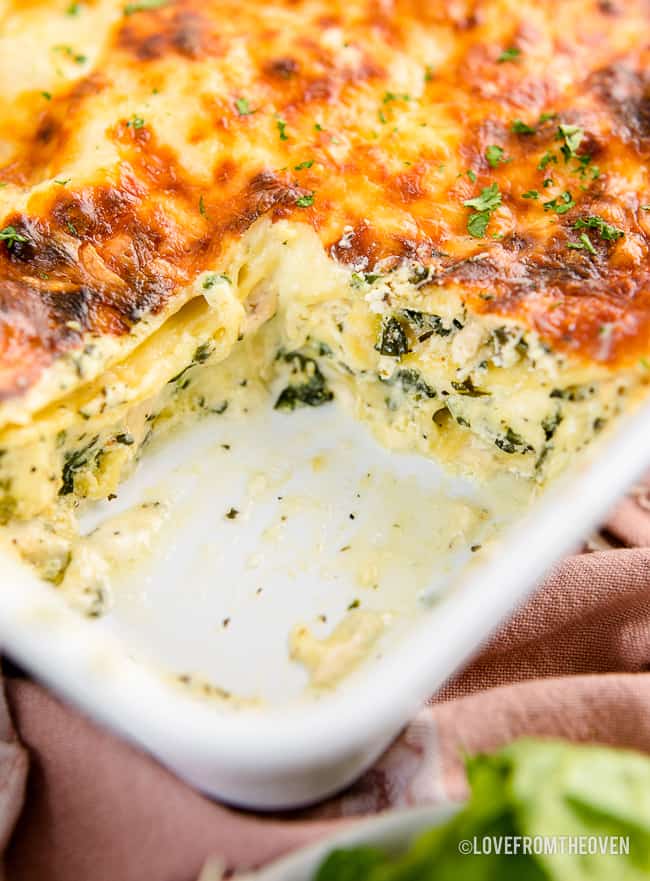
557;123;584;160
567;232;596;255
124;0;167;14
485;145;505;167
276;117;289;140
0;226;28;249
295;192;315;208
538;150;557;170
467;211;491;237
511;119;536;135
543;191;575;215
463;182;502;238
235;97;254;116
497;46;521;63
573;215;624;241
464;182;502;212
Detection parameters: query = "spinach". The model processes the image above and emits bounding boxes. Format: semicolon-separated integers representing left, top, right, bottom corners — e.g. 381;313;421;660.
550;385;595;402
495;427;533;455
401;309;454;339
451;378;490;397
168;341;215;385
59;436;100;495
388;368;437;399
542;410;562;441
274;352;334;411
375;317;409;357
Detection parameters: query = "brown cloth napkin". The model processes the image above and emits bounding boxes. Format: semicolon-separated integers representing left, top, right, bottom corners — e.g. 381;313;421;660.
2;478;650;881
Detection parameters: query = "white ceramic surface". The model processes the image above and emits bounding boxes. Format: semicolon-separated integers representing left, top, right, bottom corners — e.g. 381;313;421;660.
0;393;649;808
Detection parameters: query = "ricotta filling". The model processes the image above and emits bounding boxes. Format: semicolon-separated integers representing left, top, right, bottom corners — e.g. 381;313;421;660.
0;219;644;597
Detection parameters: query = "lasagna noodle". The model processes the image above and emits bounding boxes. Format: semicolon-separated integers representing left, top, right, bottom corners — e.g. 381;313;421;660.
0;0;647;525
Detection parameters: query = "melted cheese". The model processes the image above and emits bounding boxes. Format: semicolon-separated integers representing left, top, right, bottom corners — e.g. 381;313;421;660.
289;609;388;690
0;0;648;591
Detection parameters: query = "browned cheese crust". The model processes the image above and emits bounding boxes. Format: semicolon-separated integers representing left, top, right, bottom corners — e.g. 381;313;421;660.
0;0;649;405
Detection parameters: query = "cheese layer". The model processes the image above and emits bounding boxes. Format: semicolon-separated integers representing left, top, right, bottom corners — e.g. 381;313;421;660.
0;0;648;535
0;0;649;423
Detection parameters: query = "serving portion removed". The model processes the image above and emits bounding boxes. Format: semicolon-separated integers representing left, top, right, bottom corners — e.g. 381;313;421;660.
0;0;648;647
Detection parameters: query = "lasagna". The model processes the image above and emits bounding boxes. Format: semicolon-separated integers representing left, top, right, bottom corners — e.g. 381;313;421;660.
0;0;649;586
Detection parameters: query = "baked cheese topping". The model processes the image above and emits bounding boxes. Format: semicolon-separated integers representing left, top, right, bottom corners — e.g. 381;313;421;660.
0;0;648;539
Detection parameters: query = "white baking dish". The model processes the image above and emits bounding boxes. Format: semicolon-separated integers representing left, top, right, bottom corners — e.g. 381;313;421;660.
0;391;648;809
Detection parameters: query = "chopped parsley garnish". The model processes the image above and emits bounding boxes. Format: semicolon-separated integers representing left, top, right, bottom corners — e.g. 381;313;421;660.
538;150;557;170
467;169;477;182
466;212;490;237
378;109;387;124
295;192;315;208
543;191;575;214
41;91;52;101
485;145;505;168
521;189;539;199
511;119;536;135
294;160;314;170
497;46;521;63
54;178;71;186
574;154;599;179
0;226;28;249
127;114;145;129
464;182;502;238
538;111;557;123
54;45;87;64
234;97;254;116
199;195;207;217
557;123;584;161
573;215;624;241
66;2;82;14
383;91;410;103
424;65;434;82
567;232;596;255
124;0;167;14
464;182;502;212
276;117;288;140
